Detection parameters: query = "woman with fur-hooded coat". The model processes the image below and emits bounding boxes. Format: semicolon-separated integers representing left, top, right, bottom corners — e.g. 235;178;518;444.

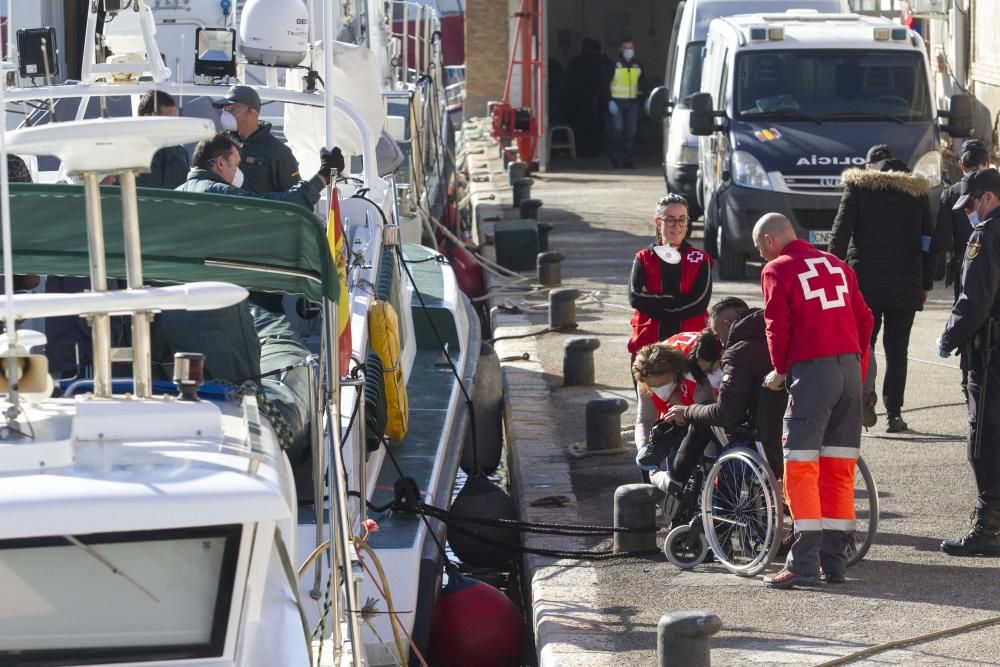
830;156;935;433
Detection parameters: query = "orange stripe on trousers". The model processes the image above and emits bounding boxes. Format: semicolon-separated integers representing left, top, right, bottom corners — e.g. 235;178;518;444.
819;456;856;520
784;460;821;523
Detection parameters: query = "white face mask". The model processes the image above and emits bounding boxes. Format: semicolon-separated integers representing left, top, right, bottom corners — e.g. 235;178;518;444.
232;167;245;189
706;368;723;389
653;244;681;264
967;210;979;228
650;383;675;401
623;49;635;60
220;110;238;132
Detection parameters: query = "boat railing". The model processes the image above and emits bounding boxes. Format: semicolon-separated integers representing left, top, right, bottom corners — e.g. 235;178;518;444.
388;0;444;90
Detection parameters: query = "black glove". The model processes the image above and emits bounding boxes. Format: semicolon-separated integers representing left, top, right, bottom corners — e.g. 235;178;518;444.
319;147;345;176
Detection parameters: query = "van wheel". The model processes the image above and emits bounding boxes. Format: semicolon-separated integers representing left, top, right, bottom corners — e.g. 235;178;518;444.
717;226;747;281
703;210;719;258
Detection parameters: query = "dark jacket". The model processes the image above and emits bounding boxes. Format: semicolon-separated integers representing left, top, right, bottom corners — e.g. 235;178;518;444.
933;179;975;291
941;206;1000;354
137;145;190;189
830;166;934;311
684;308;786;469
176;168;323;210
240;121;300;195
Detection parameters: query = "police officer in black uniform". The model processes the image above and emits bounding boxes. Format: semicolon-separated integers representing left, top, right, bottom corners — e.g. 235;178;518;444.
937;167;1000;557
934;139;991;302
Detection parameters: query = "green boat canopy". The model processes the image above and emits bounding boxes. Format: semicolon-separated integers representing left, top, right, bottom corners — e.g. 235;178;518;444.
6;183;338;303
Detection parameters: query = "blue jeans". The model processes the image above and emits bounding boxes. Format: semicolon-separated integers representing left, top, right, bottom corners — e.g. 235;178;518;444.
609;98;640;163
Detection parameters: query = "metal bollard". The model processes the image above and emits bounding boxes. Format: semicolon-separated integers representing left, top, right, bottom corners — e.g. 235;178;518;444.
657;612;722;667
586;396;628;452
519;198;543;220
613;483;660;553
512;177;534;208
537;251;564;287
563;337;600;386
537;221;553;252
548;287;579;329
508;161;528;185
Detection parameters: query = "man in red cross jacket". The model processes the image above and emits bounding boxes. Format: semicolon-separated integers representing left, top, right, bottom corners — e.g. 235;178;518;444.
753;213;874;589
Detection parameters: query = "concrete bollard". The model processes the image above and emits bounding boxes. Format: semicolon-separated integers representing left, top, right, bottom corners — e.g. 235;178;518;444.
519;198;544;220
586;396;628;452
508;161;528;185
613;483;660;553
512;177;534;208
657;611;722;667
563;337;600;386
548;287;579;329
537;221;553;252
537;251;564;287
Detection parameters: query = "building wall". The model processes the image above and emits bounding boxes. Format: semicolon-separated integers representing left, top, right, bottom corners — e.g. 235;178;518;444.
464;0;510;117
969;0;1000;155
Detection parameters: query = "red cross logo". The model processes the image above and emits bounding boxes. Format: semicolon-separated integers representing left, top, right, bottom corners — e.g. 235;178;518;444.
797;256;848;310
687;249;705;264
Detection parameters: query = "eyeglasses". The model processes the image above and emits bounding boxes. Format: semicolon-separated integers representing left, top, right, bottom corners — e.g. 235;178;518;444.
657;216;689;227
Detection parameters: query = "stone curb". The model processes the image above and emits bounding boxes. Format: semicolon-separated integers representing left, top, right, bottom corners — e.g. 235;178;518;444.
463;119;617;667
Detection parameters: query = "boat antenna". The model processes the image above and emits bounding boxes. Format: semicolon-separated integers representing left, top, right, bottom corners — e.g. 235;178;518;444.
0;61;21;419
178;33;185;116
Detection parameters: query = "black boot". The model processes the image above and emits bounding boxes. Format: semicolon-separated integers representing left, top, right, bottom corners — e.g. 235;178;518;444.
941;508;1000;556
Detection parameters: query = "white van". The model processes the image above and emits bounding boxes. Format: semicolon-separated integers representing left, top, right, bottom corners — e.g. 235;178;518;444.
648;0;848;216
688;12;972;279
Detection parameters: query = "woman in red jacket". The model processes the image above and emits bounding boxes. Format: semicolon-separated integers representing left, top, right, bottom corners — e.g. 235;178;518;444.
628;193;713;358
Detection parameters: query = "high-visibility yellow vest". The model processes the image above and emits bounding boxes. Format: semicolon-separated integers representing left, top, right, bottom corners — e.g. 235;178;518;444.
610;62;641;100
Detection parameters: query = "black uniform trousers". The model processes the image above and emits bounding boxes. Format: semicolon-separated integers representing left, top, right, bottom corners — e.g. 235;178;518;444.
869;305;917;415
964;331;1000;511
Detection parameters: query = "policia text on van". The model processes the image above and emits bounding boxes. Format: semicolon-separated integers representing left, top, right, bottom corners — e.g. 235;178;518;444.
681;13;973;280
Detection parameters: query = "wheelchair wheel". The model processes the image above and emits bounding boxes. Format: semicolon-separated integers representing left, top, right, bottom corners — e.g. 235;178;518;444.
846;456;879;568
664;524;708;569
702;447;782;577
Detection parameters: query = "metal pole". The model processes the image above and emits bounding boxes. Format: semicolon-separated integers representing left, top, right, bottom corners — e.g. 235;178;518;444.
1;55;20;411
324;300;365;665
117;170;151;398
81;172;111;398
401;1;409;83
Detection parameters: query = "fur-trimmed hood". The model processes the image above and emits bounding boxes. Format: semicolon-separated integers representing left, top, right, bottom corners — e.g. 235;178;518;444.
840;168;932;198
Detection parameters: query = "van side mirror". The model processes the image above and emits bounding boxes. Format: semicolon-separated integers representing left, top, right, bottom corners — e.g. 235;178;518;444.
945;94;974;138
645;86;669;120
689;92;716;136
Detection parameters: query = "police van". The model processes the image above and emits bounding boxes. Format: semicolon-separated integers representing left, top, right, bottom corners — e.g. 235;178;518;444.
648;0;848;218
688;12;973;279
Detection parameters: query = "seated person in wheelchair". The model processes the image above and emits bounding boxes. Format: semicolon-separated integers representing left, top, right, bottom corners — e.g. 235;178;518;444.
655;298;788;520
632;330;723;489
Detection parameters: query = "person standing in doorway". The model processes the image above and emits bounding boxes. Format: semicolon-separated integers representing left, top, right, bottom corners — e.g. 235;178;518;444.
606;38;645;169
829;145;934;433
937;168;1000;557
136;90;190;189
753;214;873;589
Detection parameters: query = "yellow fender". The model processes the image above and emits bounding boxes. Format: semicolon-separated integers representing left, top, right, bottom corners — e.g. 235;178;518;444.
368;300;408;441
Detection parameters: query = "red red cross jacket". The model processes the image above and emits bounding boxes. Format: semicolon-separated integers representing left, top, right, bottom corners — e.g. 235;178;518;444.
628;242;712;355
761;240;874;376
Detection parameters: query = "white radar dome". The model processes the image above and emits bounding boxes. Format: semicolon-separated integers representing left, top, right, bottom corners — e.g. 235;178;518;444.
239;0;309;67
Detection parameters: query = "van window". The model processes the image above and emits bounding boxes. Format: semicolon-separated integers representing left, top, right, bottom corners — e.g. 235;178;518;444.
734;50;931;122
678;41;706;101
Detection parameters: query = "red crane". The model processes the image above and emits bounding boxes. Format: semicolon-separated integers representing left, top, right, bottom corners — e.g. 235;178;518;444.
490;0;544;166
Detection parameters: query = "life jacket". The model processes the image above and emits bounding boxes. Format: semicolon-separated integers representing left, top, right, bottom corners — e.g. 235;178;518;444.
628;244;711;355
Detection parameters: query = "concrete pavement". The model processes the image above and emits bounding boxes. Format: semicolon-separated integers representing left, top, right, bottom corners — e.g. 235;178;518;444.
463;120;1000;667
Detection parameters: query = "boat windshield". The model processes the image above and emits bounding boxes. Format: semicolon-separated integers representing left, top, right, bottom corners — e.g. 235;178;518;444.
0;525;241;664
734;49;932;122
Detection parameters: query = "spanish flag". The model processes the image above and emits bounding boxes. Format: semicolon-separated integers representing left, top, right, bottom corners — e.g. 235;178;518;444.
327;184;351;376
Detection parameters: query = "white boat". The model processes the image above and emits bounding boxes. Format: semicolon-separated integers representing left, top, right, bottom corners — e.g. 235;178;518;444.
0;1;478;665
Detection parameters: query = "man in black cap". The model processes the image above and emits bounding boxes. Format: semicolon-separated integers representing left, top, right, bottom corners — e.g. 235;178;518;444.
213;85;301;196
934;139;992;301
865;143;894;166
937;167;1000;557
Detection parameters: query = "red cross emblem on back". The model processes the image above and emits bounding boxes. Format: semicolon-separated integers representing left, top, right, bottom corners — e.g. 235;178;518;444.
797;256;848;310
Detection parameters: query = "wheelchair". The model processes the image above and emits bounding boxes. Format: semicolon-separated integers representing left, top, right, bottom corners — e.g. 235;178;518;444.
662;426;879;577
